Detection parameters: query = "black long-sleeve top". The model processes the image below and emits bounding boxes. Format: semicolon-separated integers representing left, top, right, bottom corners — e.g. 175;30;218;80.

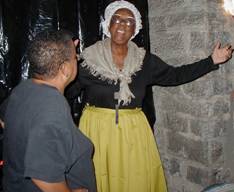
67;53;219;109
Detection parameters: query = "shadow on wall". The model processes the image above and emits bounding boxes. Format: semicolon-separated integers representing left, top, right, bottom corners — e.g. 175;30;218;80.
201;183;234;192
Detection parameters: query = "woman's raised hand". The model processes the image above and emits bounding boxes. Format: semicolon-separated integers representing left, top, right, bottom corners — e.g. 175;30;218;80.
211;42;233;65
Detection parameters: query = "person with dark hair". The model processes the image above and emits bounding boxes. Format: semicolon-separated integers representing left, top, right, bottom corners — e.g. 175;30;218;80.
3;30;96;192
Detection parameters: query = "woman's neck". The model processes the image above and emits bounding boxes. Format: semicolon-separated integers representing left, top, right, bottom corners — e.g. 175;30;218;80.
111;41;128;55
111;42;128;70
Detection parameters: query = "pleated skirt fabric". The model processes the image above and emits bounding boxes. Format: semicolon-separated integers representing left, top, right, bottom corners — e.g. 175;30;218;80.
79;106;167;192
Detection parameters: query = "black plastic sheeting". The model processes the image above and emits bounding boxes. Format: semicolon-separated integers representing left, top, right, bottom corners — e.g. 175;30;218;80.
0;0;80;93
0;0;155;127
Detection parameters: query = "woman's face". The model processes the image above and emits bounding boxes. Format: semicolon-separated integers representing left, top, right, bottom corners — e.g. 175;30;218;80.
109;8;136;45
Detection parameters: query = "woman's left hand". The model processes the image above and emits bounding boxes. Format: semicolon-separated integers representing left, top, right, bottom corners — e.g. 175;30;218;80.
211;42;233;65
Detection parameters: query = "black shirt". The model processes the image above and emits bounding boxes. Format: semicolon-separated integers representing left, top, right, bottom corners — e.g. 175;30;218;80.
77;53;218;109
3;79;96;192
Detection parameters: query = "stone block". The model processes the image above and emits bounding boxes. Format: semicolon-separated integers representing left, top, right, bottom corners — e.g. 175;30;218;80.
211;168;233;183
190;118;228;138
182;79;214;98
184;138;209;164
167;174;204;192
211;141;223;163
213;78;233;95
211;119;228;138
165;11;206;30
162;0;185;13
169;158;181;176
186;11;205;26
207;12;227;31
187;166;209;186
150;32;184;53
162;112;188;133
207;0;224;12
158;94;210;118
167;132;208;164
148;0;164;17
190;119;209;137
191;32;206;50
207;31;231;50
167;12;187;28
149;16;166;32
149;0;185;15
167;132;185;155
189;0;207;10
212;98;230;116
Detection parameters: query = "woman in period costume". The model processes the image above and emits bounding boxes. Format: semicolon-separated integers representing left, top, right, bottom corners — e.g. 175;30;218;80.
74;1;233;191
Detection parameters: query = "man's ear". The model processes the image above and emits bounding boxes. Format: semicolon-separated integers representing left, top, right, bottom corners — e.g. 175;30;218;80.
60;63;70;79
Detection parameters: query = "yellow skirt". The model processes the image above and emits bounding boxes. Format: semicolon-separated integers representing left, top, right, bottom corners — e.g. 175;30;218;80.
79;106;167;192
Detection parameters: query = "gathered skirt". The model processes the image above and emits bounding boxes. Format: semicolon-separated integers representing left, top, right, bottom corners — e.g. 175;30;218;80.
79;106;167;192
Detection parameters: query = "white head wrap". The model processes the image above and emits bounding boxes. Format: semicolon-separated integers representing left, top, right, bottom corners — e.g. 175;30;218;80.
102;0;142;39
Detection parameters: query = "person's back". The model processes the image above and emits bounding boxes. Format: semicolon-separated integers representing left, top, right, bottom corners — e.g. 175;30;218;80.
3;80;60;191
3;29;96;192
3;80;37;191
4;79;96;192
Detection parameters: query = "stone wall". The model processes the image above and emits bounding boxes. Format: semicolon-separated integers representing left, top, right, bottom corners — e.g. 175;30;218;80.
148;0;234;191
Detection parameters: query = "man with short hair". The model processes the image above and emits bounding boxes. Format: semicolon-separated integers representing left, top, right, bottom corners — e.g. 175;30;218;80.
3;30;96;192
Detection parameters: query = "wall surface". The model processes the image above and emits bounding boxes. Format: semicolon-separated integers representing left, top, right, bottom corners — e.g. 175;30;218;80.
148;0;234;191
